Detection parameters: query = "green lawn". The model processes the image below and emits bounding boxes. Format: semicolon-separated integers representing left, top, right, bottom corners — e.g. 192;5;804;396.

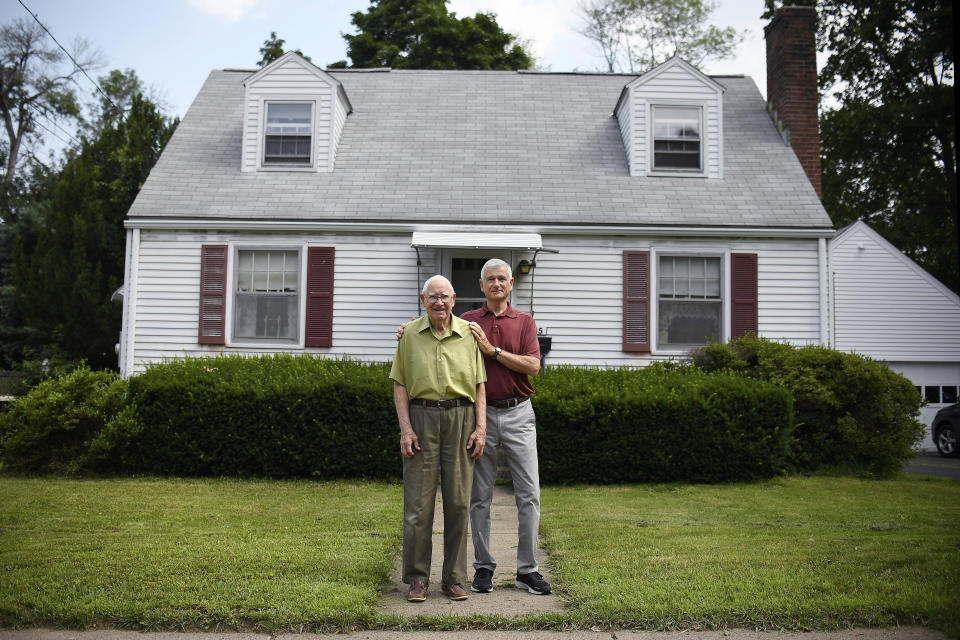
0;478;402;630
541;475;960;633
0;475;957;634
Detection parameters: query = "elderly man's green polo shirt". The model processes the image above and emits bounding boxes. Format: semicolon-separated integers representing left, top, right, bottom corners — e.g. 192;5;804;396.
390;315;487;402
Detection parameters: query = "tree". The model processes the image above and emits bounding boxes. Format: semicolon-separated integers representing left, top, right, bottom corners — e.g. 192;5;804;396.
257;31;311;68
0;18;100;203
578;0;744;73
764;0;956;292
12;82;177;370
330;0;534;70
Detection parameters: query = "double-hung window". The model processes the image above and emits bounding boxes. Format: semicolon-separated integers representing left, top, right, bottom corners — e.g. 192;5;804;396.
199;245;335;347
234;250;300;343
658;255;721;349
623;251;757;353
264;102;313;166
652;106;702;172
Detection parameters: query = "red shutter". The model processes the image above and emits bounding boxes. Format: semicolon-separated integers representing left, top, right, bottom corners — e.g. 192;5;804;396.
305;246;334;347
731;253;758;339
622;250;651;352
198;245;228;345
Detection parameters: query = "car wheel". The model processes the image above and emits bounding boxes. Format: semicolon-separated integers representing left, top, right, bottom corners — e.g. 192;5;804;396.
935;424;959;457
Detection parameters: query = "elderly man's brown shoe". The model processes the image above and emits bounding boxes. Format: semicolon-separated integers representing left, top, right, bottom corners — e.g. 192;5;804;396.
441;582;469;600
407;579;428;602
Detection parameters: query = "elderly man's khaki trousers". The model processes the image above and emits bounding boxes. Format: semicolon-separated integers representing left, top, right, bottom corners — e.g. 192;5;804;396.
402;403;475;585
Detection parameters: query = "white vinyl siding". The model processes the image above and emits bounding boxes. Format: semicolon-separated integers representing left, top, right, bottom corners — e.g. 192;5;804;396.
617;59;723;178
505;236;820;366
126;231;437;374
241;56;349;173
616;95;633;173
830;223;960;361
122;231;822;374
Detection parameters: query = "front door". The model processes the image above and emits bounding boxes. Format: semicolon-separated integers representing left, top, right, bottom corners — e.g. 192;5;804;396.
446;252;511;317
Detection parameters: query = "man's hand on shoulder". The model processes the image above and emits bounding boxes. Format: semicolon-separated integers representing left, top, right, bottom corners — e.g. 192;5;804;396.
396;317;416;341
469;321;494;356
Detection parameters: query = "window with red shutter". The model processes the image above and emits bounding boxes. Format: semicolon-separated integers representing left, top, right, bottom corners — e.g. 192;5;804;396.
198;245;228;344
623;250;651;352
731;253;758;339
305;247;334;347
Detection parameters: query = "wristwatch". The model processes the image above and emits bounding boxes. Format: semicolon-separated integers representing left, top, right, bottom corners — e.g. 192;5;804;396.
493;347;502;360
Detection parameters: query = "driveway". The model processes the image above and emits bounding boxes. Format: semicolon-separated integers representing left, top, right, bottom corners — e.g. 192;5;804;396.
902;451;960;479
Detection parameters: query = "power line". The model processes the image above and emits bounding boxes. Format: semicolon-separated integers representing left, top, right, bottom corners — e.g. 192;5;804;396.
26;103;81;147
17;0;124;118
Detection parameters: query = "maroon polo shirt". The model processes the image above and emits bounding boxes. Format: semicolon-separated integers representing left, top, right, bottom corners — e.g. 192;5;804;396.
460;302;540;401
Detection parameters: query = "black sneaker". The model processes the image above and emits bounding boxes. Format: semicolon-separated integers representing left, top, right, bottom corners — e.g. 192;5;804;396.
471;567;494;593
515;571;551;595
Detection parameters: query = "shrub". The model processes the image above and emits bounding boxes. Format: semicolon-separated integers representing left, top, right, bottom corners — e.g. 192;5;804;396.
532;366;794;484
690;336;925;477
124;354;399;478
0;367;136;474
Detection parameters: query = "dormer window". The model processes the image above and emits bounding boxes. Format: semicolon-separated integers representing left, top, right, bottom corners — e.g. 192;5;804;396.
652;106;701;171
264;102;313;166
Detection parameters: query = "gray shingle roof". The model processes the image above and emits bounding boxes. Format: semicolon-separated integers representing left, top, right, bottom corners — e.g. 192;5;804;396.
127;68;833;229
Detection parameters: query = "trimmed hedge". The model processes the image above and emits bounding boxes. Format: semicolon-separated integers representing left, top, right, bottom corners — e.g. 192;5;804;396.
690;336;926;477
531;366;794;484
1;344;920;481
123;355;398;478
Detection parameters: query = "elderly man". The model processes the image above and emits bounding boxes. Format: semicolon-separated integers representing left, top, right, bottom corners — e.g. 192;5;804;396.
397;259;550;596
461;258;550;596
390;275;487;603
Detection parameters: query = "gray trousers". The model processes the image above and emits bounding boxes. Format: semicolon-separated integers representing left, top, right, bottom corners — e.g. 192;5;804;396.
402;403;475;585
470;399;541;575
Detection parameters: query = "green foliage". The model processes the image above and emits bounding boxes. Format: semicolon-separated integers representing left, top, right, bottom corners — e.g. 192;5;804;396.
257;31;311;68
690;336;926;477
0;367;135;474
337;0;534;70
12;91;177;370
532;366;794;484
760;1;957;292
815;0;956;293
579;0;745;73
123;354;399;478
0;18;97;191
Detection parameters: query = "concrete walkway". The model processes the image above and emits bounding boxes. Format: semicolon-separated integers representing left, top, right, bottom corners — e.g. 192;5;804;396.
378;483;565;616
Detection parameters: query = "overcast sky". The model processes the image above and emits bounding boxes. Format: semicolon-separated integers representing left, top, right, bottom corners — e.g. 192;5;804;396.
3;0;773;120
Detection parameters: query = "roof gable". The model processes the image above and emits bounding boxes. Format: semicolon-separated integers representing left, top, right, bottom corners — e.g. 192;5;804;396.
831;220;960;305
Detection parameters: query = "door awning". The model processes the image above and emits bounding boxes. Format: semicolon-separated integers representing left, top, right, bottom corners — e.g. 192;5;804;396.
411;232;548;251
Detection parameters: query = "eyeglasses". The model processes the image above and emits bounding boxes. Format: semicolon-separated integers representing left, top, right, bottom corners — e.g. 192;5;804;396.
427;294;452;302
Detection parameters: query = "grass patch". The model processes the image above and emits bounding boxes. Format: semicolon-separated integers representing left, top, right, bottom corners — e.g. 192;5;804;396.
540;475;960;634
0;477;402;631
1;475;957;634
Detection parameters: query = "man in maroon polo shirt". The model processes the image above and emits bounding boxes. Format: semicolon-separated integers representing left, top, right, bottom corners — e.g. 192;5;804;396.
460;258;550;596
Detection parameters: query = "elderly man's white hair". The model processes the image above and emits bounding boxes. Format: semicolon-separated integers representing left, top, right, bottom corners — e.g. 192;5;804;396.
480;258;512;281
421;274;455;297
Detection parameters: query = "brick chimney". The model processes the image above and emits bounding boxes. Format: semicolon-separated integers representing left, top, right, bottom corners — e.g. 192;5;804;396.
765;5;821;198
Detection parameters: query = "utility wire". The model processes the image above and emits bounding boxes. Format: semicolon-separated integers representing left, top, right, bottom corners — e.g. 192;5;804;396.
17;0;124;118
26;102;81;147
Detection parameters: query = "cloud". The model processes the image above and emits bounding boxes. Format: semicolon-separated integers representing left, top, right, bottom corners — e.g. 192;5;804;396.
187;0;262;23
449;0;581;62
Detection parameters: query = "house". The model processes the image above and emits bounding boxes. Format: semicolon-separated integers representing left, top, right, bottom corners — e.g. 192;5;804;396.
828;220;960;450
118;7;834;374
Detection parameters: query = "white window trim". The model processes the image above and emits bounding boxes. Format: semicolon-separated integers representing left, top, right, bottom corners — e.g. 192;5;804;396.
646;102;708;178
257;98;318;172
650;247;731;355
225;242;308;348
